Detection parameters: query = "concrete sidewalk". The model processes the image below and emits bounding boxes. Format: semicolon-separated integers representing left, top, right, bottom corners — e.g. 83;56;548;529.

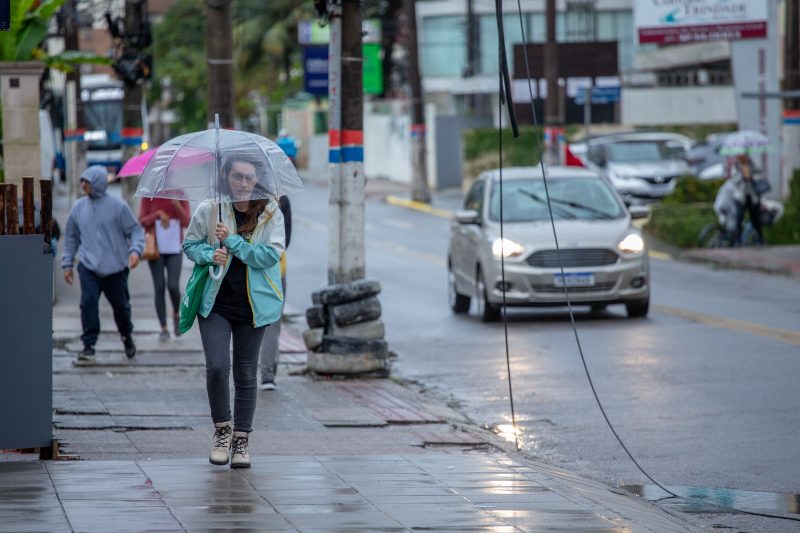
0;186;693;532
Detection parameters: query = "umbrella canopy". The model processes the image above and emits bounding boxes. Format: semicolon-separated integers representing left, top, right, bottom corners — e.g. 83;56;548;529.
720;130;770;156
134;128;303;202
118;147;158;178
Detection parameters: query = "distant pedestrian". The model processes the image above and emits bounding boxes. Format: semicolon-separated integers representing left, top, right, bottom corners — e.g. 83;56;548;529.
730;154;768;245
61;166;145;361
276;129;298;163
259;195;291;390
139;197;191;341
183;155;285;468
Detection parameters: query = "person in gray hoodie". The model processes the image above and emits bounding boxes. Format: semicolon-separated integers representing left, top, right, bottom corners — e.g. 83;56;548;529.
62;166;145;360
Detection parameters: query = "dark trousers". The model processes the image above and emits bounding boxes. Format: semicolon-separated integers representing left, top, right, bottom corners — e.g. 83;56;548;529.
147;253;182;327
736;196;763;245
77;263;133;348
198;312;266;433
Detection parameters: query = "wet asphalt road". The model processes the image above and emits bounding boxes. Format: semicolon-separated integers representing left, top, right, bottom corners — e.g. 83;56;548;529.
285;183;800;522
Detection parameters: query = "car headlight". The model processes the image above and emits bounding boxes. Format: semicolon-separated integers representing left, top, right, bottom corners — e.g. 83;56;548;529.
617;233;645;254
492;238;524;258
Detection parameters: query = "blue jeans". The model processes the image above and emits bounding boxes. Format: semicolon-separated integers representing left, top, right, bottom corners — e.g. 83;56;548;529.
77;264;133;348
198;312;266;433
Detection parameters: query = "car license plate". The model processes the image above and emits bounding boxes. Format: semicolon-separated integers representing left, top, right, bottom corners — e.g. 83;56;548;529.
553;273;595;288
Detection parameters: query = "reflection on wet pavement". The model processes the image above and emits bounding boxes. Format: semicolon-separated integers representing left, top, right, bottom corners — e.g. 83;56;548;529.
622;483;800;519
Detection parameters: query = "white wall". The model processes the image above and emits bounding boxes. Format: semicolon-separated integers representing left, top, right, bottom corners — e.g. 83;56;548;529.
622;86;737;125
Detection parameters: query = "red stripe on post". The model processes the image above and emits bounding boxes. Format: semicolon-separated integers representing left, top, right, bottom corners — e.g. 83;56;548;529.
341;130;363;146
329;129;341;148
122;128;144;138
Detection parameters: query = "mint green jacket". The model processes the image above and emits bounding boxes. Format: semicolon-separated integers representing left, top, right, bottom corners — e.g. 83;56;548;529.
182;199;286;327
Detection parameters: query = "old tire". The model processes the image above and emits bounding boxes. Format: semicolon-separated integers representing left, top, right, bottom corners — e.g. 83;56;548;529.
333;319;385;340
625;297;649;318
313;280;381;306
306;305;326;328
475;270;500;322
307;351;388;375
332;296;381;327
448;263;470;314
303;328;324;350
320;335;388;356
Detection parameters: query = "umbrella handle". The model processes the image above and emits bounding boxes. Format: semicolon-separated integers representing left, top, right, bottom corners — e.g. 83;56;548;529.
209;264;224;281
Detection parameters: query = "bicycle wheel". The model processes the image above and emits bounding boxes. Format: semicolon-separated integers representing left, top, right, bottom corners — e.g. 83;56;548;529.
697;223;725;248
741;224;763;246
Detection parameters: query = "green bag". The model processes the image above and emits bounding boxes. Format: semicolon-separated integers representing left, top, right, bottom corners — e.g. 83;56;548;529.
179;263;210;334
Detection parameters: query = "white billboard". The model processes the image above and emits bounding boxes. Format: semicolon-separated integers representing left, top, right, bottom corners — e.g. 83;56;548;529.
635;0;768;45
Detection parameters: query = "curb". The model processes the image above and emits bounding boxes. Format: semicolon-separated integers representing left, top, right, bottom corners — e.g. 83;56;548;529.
385;195;453;218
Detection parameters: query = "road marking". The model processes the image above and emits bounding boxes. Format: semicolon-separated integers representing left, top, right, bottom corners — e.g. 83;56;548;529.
655;304;800;347
648;250;673;261
385;195;454;219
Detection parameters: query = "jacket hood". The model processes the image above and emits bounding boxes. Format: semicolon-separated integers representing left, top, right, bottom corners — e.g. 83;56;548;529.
81;166;108;198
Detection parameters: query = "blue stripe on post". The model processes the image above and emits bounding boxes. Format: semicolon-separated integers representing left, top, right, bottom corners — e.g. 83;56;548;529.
121;137;143;145
329;148;342;163
341;146;363;162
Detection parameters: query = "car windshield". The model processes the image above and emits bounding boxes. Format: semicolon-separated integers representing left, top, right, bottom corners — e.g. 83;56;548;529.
604;141;670;162
488;178;625;222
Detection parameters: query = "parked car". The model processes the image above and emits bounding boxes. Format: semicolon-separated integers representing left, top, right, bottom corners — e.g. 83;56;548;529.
686;133;733;180
571;132;692;202
447;166;651;321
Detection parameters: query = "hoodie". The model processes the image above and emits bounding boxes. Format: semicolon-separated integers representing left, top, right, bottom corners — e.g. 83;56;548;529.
61;166;145;276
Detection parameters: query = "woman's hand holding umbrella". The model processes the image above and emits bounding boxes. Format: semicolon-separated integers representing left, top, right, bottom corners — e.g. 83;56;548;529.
212;247;228;266
215;222;231;242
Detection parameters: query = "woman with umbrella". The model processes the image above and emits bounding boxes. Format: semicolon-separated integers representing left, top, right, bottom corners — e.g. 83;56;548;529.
136;121;302;468
721;130;771;245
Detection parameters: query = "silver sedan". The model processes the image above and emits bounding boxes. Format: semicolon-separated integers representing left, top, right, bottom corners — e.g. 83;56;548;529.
447;166;651;321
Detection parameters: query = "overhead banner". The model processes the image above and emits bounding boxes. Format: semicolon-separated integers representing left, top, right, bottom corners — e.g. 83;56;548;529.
634;0;767;45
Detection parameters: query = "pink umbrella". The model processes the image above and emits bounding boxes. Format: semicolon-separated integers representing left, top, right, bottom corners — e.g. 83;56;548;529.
117;147;158;178
118;145;216;178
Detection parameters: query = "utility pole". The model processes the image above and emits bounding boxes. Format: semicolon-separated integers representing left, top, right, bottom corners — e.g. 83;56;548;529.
406;0;431;203
305;0;389;376
544;0;562;164
63;0;86;204
784;0;800;110
206;0;234;128
120;0;147;203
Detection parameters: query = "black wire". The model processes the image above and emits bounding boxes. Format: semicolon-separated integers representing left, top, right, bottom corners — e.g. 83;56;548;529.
505;0;800;523
497;49;519;453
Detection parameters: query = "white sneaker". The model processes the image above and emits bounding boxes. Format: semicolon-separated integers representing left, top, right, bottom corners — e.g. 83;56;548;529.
230;431;250;469
260;382;276;391
209;421;232;465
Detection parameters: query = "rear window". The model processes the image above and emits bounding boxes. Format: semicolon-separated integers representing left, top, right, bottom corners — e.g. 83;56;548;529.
489;178;625;222
604;141;669;162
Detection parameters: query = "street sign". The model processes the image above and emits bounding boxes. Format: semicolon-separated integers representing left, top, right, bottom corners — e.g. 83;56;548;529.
303;46;329;95
574;86;620;105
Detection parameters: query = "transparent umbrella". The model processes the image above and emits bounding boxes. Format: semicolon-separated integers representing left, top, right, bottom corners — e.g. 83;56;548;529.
135;115;303;279
719;130;770;156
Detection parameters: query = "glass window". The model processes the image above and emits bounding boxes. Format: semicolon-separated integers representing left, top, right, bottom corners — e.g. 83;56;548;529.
489;178;624;222
604;141;671;162
528;13;545;43
421;16;467;77
464;179;485;212
479;15;525;76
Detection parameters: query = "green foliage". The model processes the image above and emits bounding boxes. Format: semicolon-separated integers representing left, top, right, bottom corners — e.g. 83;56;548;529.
0;0;64;61
645;204;715;249
45;51;112;73
463;127;544;188
764;170;800;244
663;176;725;205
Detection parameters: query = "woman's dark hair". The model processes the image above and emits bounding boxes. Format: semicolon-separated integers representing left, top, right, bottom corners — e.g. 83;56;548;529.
219;155;274;235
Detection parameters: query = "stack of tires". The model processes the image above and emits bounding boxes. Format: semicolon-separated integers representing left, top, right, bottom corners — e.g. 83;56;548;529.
304;279;388;375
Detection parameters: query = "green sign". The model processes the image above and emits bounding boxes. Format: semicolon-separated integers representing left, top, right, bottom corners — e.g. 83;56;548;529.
362;44;383;95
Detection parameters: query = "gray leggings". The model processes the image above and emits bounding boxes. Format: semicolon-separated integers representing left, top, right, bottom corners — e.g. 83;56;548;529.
147;253;182;327
198;313;266;432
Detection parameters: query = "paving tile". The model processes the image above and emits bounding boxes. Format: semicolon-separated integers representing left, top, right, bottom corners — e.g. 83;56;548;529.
276;510;404;530
257;489;370;506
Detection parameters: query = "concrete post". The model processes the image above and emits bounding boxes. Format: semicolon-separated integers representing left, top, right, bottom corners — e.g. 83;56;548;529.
0;62;45;196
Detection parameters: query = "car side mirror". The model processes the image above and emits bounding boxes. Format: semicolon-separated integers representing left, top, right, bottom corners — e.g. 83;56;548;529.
628;205;651;220
455;210;481;225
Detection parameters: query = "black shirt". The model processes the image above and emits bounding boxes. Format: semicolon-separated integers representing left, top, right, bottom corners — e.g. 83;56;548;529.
211;208;253;324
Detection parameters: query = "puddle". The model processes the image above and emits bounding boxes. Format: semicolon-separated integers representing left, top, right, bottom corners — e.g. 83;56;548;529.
621;483;800;519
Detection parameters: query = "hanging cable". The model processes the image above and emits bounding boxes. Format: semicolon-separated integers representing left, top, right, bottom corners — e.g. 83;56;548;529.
493;0;521;452
487;0;800;523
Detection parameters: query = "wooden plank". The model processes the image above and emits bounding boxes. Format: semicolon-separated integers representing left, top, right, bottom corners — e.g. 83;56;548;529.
22;177;35;235
40;179;53;250
4;184;18;236
0;184;6;235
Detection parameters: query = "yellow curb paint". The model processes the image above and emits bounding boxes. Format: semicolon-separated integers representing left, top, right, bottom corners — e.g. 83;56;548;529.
385;195;453;219
648;250;673;261
655;304;800;347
